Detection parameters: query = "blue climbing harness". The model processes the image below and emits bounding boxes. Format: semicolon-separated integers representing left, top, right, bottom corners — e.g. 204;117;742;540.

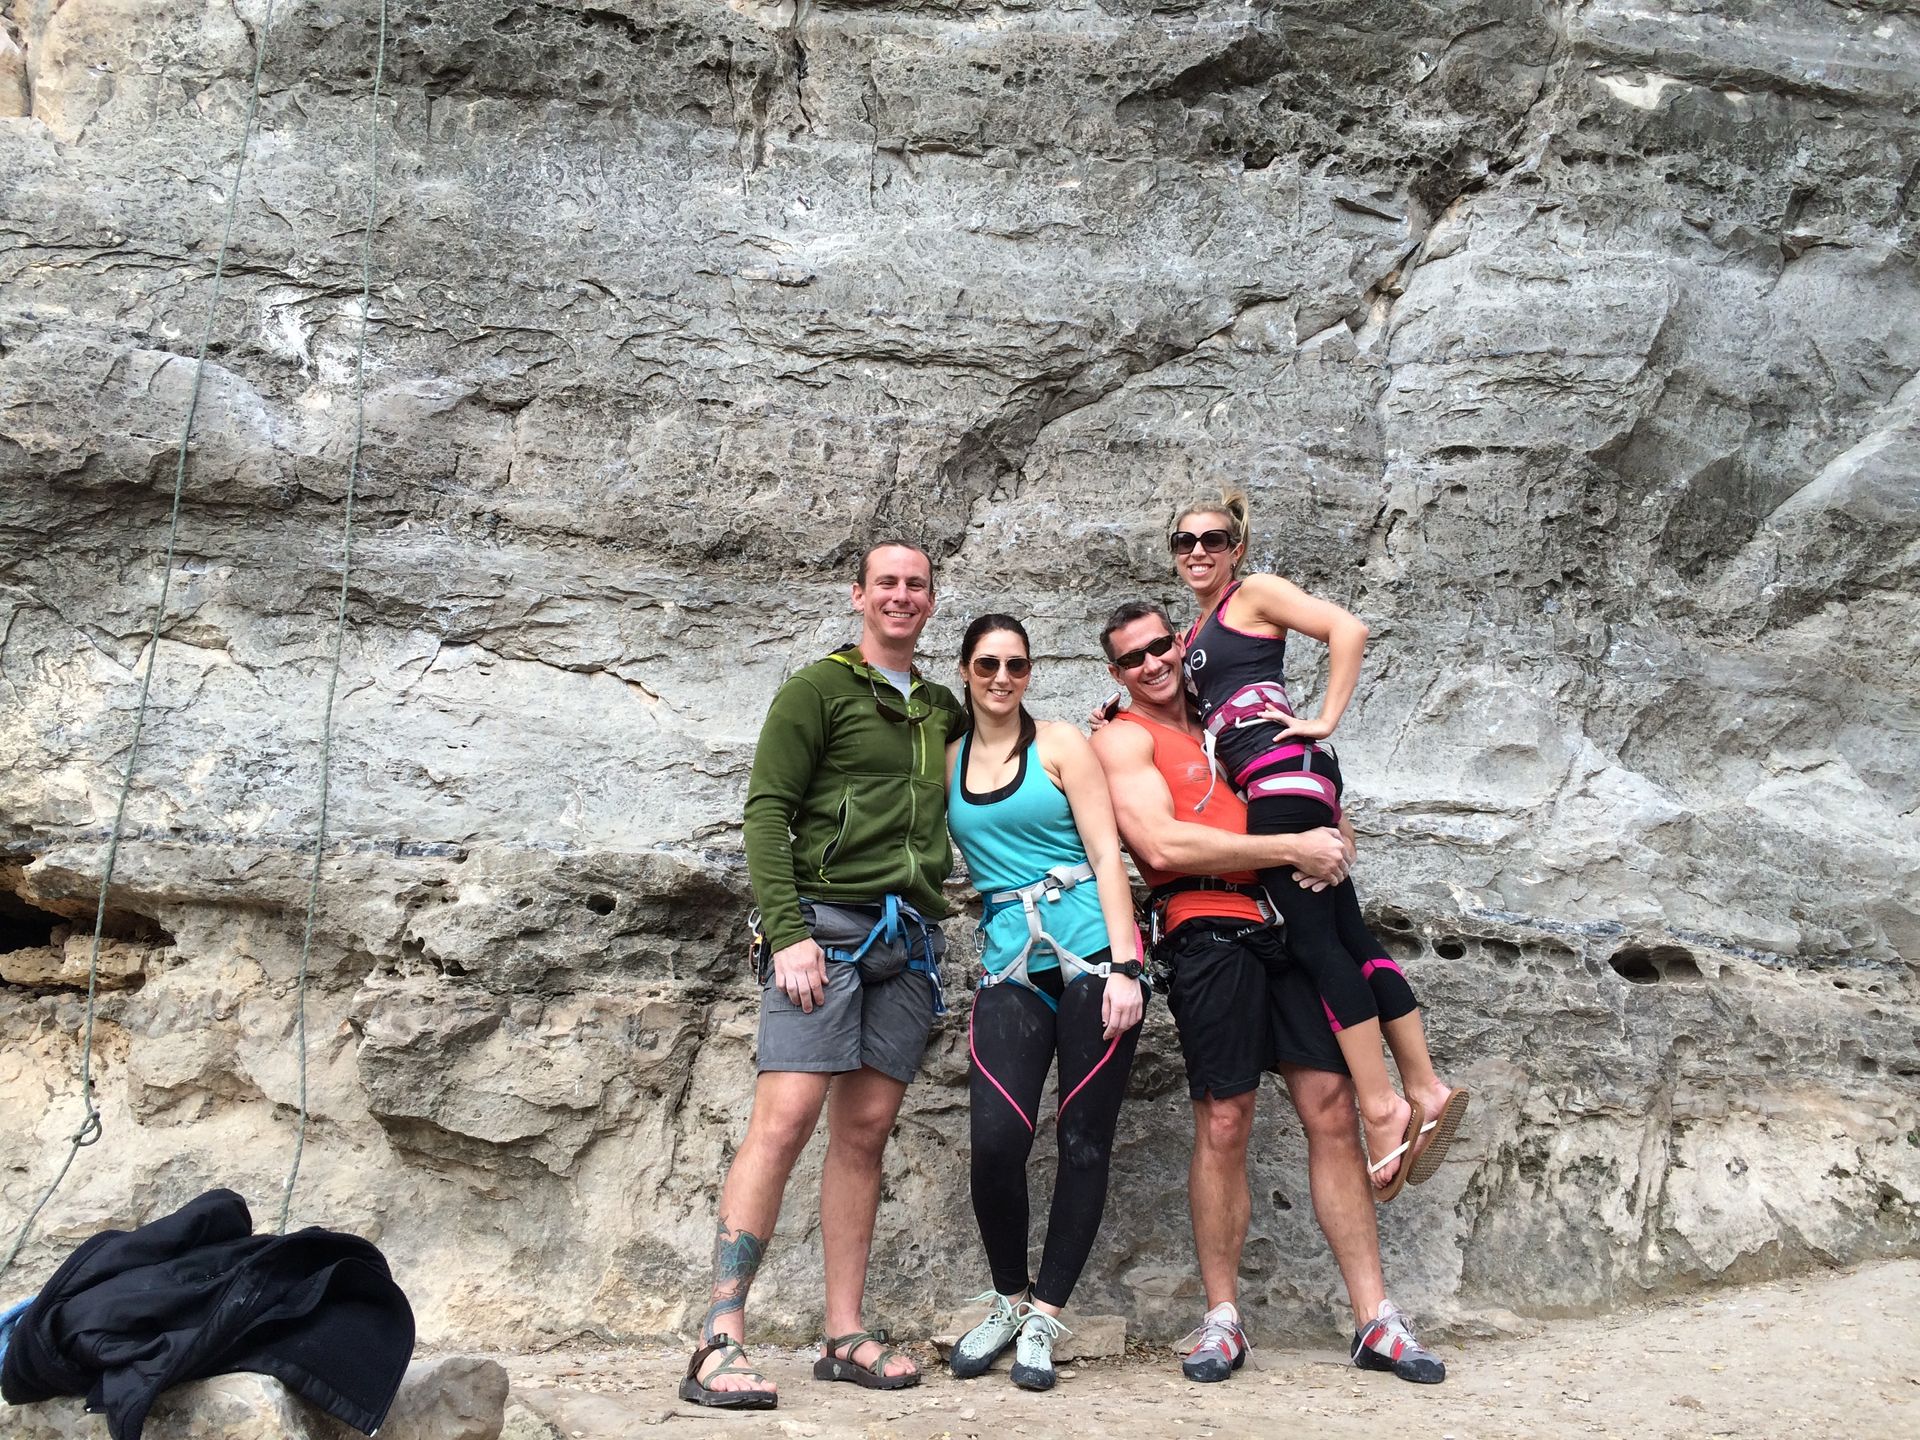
818;894;947;1016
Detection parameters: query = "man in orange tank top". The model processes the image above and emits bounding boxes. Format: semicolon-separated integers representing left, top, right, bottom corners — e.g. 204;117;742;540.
1090;602;1448;1387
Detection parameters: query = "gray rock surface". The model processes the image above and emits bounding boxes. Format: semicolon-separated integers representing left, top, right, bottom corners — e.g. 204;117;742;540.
375;1358;510;1440
514;1388;674;1436
1;1356;508;1440
1;0;1915;1355
6;1374;333;1440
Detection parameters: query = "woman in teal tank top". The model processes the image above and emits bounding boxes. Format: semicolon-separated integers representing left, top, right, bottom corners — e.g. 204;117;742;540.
943;614;1144;1393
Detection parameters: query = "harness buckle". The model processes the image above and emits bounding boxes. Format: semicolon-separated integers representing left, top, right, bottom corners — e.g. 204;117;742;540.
808;895;947;1017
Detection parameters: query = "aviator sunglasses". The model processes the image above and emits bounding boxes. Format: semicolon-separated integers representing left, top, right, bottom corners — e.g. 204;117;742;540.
866;672;930;726
1169;528;1235;556
969;655;1032;679
1110;633;1176;670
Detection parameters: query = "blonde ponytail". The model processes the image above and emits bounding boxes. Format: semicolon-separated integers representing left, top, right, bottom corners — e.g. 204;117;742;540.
1219;487;1249;544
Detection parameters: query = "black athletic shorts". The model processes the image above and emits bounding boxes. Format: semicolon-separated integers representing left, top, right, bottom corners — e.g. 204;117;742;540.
1161;920;1347;1100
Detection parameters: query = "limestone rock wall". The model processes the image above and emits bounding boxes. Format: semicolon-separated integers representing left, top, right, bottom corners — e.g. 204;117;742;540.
1;0;1916;1346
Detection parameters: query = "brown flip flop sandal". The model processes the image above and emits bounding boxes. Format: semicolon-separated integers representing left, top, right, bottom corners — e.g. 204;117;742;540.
1407;1088;1471;1186
813;1329;922;1390
678;1338;778;1410
1368;1099;1425;1203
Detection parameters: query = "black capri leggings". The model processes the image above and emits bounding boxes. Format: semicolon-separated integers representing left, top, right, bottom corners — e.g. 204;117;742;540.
1247;781;1418;1033
966;960;1141;1307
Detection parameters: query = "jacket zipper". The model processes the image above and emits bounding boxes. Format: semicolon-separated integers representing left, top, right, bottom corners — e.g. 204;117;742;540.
906;684;922;878
819;786;851;882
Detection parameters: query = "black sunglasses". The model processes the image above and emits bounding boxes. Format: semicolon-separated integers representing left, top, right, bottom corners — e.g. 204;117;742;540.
1110;633;1176;671
1170;528;1235;556
866;674;930;726
969;655;1032;679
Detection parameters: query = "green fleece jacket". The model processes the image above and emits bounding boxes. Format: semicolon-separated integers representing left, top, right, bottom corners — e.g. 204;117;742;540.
744;646;966;953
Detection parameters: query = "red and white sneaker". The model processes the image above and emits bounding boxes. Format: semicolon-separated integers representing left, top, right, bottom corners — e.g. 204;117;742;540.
1351;1299;1445;1383
1178;1301;1248;1383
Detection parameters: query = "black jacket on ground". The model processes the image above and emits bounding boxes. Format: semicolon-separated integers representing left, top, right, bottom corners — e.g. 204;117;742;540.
1;1188;414;1440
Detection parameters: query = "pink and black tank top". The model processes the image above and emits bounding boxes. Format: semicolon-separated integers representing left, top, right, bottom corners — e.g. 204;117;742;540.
1183;581;1330;796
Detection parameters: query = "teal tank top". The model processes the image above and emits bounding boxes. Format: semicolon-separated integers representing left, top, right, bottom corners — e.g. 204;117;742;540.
947;735;1109;977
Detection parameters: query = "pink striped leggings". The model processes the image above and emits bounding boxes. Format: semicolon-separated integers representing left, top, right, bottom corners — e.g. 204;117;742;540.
1248;787;1419;1033
967;965;1141;1307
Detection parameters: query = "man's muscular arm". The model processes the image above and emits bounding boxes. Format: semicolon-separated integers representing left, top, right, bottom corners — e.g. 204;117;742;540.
1090;721;1349;884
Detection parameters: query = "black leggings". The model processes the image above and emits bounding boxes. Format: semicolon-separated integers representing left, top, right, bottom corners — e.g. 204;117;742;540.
1248;791;1418;1033
967;964;1141;1307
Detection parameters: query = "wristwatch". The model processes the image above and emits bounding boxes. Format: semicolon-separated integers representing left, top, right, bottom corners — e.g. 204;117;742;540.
1110;958;1145;980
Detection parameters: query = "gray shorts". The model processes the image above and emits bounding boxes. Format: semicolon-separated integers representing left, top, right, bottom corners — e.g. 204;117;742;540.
755;902;943;1084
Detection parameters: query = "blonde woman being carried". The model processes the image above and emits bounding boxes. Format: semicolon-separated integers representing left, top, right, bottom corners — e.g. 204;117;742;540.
1168;491;1466;1200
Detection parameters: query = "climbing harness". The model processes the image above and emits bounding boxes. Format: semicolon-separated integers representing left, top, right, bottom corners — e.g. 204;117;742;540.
818;894;947;1016
745;895;946;1016
1243;758;1343;824
1199;680;1342;812
1200;679;1297;737
968;863;1134;1133
976;862;1109;1009
1145;875;1271;950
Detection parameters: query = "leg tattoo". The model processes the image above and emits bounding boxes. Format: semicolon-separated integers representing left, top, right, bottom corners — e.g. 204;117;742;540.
701;1216;768;1342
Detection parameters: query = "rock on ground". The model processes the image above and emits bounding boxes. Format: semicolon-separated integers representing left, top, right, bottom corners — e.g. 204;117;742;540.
2;1356;508;1440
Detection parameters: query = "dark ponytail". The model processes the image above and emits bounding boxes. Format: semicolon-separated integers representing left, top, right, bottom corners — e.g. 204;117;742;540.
959;613;1038;763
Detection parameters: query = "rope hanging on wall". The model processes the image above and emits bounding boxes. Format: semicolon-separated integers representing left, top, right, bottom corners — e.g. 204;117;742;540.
0;0;286;1282
277;0;391;1237
2;0;393;1269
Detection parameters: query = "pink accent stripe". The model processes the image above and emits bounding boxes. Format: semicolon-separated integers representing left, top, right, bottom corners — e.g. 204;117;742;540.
1187;580;1240;641
1210;582;1284;641
1204;683;1296;736
1056;1033;1123;1121
1240;742;1310;775
1322;997;1343;1033
1360;957;1404;979
969;1004;1034;1133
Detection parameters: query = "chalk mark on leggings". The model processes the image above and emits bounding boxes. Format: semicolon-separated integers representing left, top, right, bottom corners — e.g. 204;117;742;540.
969;1003;1035;1132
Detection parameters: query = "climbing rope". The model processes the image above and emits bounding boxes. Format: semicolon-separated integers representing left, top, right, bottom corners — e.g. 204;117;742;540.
0;1;284;1281
277;0;390;1235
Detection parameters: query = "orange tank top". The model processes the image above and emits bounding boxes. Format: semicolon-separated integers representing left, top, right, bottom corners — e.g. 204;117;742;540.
1114;711;1266;932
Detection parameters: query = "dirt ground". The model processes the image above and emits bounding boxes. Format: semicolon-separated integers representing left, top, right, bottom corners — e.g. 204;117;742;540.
499;1258;1920;1440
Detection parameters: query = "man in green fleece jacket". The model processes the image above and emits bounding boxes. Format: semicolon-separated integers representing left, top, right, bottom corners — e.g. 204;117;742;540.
682;542;965;1411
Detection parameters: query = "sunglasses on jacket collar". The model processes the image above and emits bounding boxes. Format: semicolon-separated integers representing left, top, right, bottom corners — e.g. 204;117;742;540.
865;671;932;726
